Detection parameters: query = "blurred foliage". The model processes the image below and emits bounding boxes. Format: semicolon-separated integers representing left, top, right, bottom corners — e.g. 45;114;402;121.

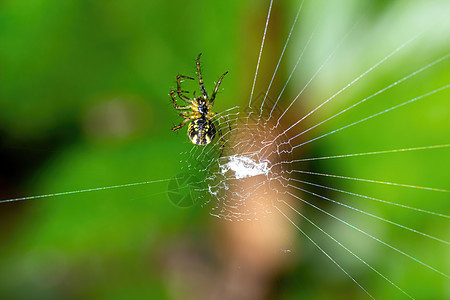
0;0;449;299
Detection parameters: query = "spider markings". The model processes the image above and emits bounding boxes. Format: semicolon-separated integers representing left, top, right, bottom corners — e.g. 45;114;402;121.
187;118;216;145
170;53;231;153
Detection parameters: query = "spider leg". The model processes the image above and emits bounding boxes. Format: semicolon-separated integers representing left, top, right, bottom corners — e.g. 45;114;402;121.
215;121;225;157
196;53;209;100
177;75;194;103
209;112;232;157
211;119;225;157
172;118;190;131
179;111;195;119
170;90;192;110
210;71;228;105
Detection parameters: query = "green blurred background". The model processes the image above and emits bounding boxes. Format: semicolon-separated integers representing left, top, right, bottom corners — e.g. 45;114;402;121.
0;0;448;299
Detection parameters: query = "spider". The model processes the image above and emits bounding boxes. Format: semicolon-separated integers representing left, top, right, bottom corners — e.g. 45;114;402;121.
171;53;231;154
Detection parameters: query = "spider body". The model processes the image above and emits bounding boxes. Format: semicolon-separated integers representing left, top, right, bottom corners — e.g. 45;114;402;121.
197;103;208;116
188;118;216;145
171;53;231;152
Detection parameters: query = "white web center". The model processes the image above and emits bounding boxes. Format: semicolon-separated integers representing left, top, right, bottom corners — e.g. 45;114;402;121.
220;155;269;180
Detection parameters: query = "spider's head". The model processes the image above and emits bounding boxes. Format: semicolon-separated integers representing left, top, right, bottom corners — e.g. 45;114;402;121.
197;97;206;105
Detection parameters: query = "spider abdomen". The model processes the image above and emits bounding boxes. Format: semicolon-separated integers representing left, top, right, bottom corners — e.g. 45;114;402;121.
187;118;216;145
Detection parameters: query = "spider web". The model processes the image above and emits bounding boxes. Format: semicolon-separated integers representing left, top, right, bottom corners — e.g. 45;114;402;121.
170;94;292;221
168;0;450;298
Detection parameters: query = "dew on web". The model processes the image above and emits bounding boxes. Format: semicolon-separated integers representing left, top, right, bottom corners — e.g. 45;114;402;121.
219;155;269;180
